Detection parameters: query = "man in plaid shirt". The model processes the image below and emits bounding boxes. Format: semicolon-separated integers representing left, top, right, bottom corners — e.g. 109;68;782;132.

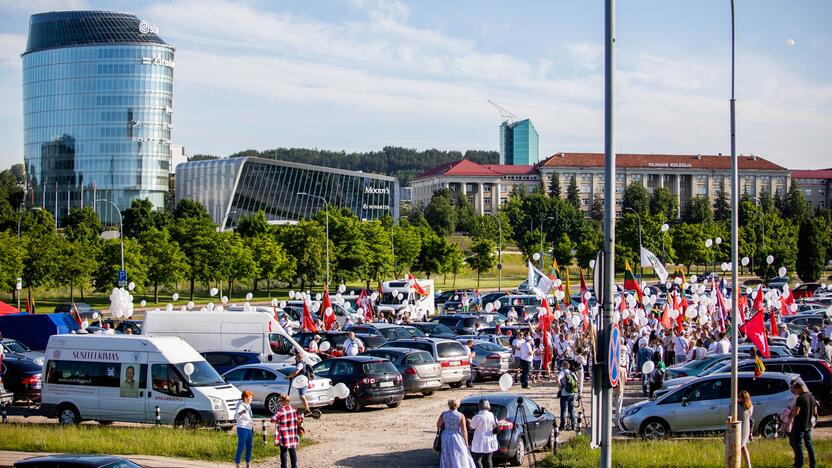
270;394;303;468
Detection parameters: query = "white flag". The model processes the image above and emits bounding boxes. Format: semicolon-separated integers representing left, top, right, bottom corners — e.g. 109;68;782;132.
527;260;554;295
640;246;668;283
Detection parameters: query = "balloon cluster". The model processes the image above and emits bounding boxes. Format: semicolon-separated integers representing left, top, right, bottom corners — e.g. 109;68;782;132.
109;287;134;319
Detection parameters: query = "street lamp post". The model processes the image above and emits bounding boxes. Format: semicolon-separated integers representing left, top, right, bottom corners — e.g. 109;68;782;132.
625;208;643;279
94;199;124;272
487;213;503;291
298;192;329;287
660;223;669;264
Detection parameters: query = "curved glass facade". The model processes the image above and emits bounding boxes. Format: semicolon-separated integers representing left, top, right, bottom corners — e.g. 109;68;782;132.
176;158;400;228
22;11;174;224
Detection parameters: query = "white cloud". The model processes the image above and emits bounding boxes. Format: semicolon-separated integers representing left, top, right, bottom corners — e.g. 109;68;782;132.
0;34;25;68
0;0;89;12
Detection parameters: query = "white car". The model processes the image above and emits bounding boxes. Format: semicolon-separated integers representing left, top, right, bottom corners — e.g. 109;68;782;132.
222;363;334;414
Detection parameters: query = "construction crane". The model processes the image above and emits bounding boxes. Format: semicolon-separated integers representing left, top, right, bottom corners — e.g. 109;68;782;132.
487;100;517;124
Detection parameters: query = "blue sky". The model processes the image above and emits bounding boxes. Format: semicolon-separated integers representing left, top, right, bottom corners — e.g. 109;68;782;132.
1;0;830;171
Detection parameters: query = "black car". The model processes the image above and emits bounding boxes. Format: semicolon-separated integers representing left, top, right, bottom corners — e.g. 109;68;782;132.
429;314;490;335
14;454;141;468
458;393;556;466
1;353;42;402
411;322;457;339
200;351;261;374
53;303;101;319
346;324;424;340
480;291;509;308
312;356;404;411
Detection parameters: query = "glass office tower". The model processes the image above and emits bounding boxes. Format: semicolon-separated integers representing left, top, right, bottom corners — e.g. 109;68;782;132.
499;119;539;165
176;157;400;229
22;11;174;225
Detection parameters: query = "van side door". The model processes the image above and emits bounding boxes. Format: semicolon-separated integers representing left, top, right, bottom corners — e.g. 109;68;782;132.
148;363;192;424
99;361;148;423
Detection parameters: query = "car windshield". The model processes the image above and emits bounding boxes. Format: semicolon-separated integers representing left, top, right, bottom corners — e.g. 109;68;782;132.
378;327;414;340
404;326;426;337
363;361;398;374
429;324;454;335
3;340;30;353
437;342;466;358
174;361;226;387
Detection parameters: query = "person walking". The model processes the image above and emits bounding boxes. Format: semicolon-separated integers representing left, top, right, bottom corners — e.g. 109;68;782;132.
557;361;577;430
271;394;304;468
518;334;533;389
286;352;311;415
234;390;254;468
465;340;476;388
436;399;476;468
788;379;817;468
469;399;499;468
738;390;753;468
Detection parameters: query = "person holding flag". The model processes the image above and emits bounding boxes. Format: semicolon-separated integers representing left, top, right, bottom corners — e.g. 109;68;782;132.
321;285;336;331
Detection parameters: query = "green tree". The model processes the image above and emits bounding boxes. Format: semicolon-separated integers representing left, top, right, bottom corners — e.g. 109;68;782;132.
551;233;575;268
122;198;168;239
783;180;811;224
752;213;798;279
589;194;604;221
171;216;219;299
465;237;496;288
214;232;257;296
650;187;678;220
566;176;581;210
455;196;478;233
548;174;562;198
173;199;212;222
248;234;294;295
319;208;368;284
424;189;457;236
235;210;270;238
19;208;55;239
622;182;649;215
61;207;103;243
0;231;23;295
758;188;773;213
685;195;712;224
671;223;709;273
139;227;188;302
445;243;465;288
713;180;730;221
392;220;422;277
54;237;98;302
361;221;394;283
92;238;147;292
795;217;827;282
279;220;325;290
22;233;58;294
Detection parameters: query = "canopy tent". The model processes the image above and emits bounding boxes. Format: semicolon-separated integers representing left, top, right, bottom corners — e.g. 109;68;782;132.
0;313;80;350
0;301;20;315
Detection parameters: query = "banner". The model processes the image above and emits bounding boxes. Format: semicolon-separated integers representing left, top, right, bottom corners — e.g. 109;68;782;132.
640;246;668;283
527;260;554;296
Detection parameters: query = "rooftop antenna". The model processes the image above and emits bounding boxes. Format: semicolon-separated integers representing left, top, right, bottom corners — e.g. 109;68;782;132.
487;100;517;125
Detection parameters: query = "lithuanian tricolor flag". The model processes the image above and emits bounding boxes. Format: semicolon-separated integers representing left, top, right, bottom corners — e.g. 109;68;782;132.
754;356;766;380
550;258;559;281
624;260;642;304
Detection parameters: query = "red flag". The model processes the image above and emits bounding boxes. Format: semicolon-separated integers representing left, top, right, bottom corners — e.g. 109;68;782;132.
539;298;554;370
72;303;83;327
579;269;588;297
737;295;748;325
780;287;795;317
358;288;373;321
752;285;764;315
770;311;779;337
322;285;336;331
660;303;672;329
408;273;427;296
302;298;318;333
739;311;770;358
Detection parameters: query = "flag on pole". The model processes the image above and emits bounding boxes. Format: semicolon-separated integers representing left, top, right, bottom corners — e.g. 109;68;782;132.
72;303;83;327
302;298;318;332
26;292;35;314
660;303;672;329
358;288;373;321
527;260;554;296
640;246;668;283
780;286;795;316
550;258;559;281
770;311;779;337
322;285;335;331
539;297;554;371
563;268;572;306
407;273;427;296
579;269;589;331
624;260;643;304
753;355;766;380
739;311;770;359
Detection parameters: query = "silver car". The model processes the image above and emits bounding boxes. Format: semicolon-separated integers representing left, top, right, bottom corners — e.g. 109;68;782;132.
619;371;795;439
457;339;513;381
221;363;334;414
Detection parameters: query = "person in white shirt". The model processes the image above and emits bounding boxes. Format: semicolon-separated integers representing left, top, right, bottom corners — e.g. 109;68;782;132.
469;399;499;468
343;317;354;330
342;331;364;356
686;339;708;361
234;390;254;468
715;332;731;354
308;335;320;354
519;334;534;389
672;331;689;364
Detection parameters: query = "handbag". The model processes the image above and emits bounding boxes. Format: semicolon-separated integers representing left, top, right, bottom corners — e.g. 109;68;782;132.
433;428;442;452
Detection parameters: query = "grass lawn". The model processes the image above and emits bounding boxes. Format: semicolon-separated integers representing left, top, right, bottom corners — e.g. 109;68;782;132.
541;435;831;468
0;424;313;462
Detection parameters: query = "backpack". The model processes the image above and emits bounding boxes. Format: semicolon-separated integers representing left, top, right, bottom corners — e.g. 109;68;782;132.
563;371;578;394
299;361;314;380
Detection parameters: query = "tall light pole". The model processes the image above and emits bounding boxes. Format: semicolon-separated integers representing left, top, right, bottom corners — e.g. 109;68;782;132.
660;223;670;264
539;216;554;271
298;192;329;287
625;207;643;279
487;213;503;291
95;199;124;272
727;0;741;466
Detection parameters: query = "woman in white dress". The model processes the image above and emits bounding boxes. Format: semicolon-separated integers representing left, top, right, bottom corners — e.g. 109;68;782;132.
469;399;499;468
738;390;754;468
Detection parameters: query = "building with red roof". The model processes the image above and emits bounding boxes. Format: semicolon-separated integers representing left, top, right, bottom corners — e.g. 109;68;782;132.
791;168;832;210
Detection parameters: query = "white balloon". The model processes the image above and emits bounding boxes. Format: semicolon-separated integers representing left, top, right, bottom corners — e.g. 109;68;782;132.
289;290;296;299
555;290;565;301
397;293;404;300
583;291;591;301
577;303;586;313
221;295;229;304
745;287;752;295
589;259;596;269
209;288;219;297
315;293;322;301
685;307;698;318
180;306;187;312
786;38;796;47
216;305;224;313
826;306;832;318
349;291;355;296
721;262;729;271
170;293;178;302
128;282;136;291
622;309;630;320
778;267;787;277
183;362;195;376
485;303;494;312
674;277;683;285
140;300;146;308
571;315;582;327
186;301;194;310
207;302;214;311
344;302;352;310
338;284;346;294
200;307;207;313
81;319;89;330
612;311;620;323
291;375;309;389
332;382;350;399
766;255;774;265
499;373;513;392
371;292;379;301
493;300;502;310
245;292;253;301
532;253;541;261
165;303;173;312
715;237;722;244
553;309;562;320
642;361;655;374
553;279;562;287
786;334;799;349
705;239;713;248
279;301;287;309
690;275;698;284
699;313;709;325
741;257;750;266
318;341;332;352
790;303;798;313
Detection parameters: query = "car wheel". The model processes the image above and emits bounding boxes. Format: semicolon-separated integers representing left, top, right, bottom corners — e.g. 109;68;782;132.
344;393;362;412
174;410;202;429
759;416;779;439
449;382;463;389
57;404;80;425
387;401;401;408
510;438;525;466
546;427;556;449
421;391;435;397
639;418;670;440
266;394;281;414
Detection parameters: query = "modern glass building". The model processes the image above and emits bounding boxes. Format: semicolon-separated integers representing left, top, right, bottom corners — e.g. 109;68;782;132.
176;157;400;229
499;119;539;165
22;11;174;224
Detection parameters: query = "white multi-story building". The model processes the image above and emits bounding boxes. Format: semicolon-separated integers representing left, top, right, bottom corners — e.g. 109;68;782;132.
792;169;832;211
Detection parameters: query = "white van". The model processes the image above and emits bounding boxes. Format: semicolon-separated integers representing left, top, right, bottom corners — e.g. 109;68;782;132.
42;335;240;428
141;310;319;366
